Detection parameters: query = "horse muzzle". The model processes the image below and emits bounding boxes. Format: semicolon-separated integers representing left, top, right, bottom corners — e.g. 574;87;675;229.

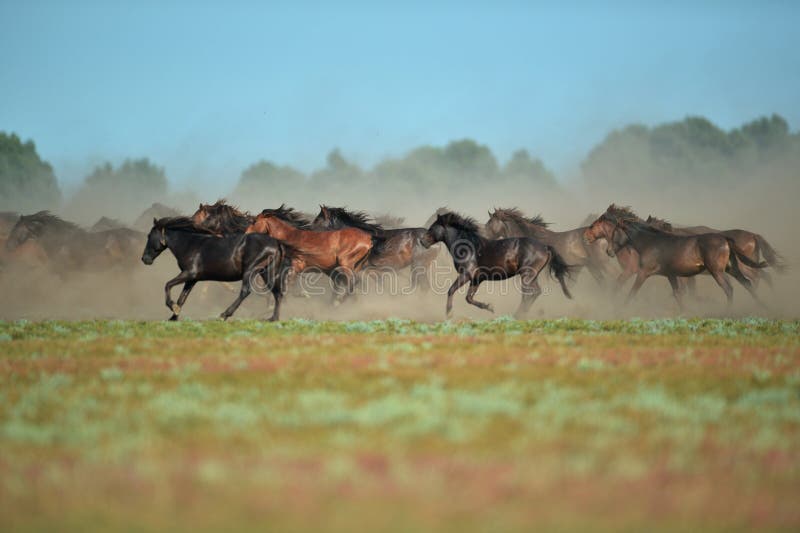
141;255;154;265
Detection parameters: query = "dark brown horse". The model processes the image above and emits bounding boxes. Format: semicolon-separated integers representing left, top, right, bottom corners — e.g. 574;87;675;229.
584;206;766;308
6;211;143;271
645;215;782;287
246;205;374;301
486;208;610;284
421;211;572;318
141;217;293;321
312;206;438;291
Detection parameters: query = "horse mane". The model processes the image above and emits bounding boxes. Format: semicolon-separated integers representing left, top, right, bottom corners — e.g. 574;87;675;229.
20;211;83;235
259;204;312;229
323;206;383;234
645;215;674;231
154;216;218;235
203;199;254;232
493;207;549;229
437;211;482;234
604;204;642;223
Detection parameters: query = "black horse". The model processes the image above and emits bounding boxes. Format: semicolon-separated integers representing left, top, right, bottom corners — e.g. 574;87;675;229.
312;206;438;291
141;217;293;321
421;212;572;318
591;207;767;308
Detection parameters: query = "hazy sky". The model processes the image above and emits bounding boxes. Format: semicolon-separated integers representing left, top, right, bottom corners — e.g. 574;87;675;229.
2;1;798;192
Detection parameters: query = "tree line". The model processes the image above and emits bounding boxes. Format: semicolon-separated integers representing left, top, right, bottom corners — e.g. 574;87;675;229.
2;114;797;220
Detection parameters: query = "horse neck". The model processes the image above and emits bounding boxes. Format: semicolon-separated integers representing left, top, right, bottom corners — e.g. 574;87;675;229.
522;220;551;237
165;229;206;261
444;226;483;253
39;223;84;253
619;223;656;254
265;218;301;239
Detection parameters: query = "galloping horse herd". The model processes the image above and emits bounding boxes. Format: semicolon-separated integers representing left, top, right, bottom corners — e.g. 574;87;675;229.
1;201;784;321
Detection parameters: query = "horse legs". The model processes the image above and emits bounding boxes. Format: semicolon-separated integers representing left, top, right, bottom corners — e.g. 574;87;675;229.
446;274;471;318
709;270;734;306
268;283;284;321
727;264;767;308
667;275;684;311
165;272;193;320
514;278;542;319
625;271;649;304
465;279;494;313
220;275;254;321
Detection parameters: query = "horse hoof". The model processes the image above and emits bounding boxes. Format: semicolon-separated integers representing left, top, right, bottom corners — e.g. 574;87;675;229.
168;314;178;321
333;299;341;308
171;303;181;315
219;314;229;321
486;305;495;313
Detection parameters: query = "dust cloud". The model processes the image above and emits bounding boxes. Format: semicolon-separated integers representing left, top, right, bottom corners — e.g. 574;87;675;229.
1;166;797;322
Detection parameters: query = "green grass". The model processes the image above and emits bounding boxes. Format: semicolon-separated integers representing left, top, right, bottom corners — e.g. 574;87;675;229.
1;318;799;531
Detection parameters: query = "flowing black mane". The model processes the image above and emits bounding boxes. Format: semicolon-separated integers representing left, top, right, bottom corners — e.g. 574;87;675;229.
19;211;83;236
259;204;311;229
203;199;254;233
154;216;218;235
436;212;484;246
323;206;383;234
493;208;549;229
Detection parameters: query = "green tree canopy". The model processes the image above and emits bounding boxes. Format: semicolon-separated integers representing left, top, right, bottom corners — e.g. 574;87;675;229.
582;114;797;186
0;132;61;212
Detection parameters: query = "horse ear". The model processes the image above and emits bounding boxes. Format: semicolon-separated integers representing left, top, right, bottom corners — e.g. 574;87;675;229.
199;203;203;209
153;217;158;225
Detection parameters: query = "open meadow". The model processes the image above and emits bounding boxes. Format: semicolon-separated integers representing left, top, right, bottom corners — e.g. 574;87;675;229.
1;317;799;531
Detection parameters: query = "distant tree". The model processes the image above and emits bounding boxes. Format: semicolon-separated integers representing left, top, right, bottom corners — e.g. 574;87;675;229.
235;160;305;193
0;132;61;212
581;114;798;186
501;149;557;186
65;158;168;223
310;148;363;186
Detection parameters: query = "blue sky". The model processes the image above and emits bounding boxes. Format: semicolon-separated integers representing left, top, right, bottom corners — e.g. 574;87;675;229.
2;1;798;192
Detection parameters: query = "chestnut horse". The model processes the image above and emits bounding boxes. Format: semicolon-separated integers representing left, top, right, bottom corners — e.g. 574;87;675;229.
246;205;374;301
585;206;766;308
312;205;438;291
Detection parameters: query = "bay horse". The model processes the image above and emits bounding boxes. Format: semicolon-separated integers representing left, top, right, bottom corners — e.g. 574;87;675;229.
645;215;782;287
245;205;374;302
421;211;572;318
486;208;609;284
312;205;438;291
6;211;143;271
141;217;293;321
584;206;766;308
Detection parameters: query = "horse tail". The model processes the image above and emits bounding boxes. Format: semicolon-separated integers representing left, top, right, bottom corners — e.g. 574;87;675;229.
726;238;768;272
754;234;785;272
547;245;573;299
358;234;387;270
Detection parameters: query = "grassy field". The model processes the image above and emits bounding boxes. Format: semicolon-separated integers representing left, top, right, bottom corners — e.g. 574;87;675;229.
1;317;799;532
